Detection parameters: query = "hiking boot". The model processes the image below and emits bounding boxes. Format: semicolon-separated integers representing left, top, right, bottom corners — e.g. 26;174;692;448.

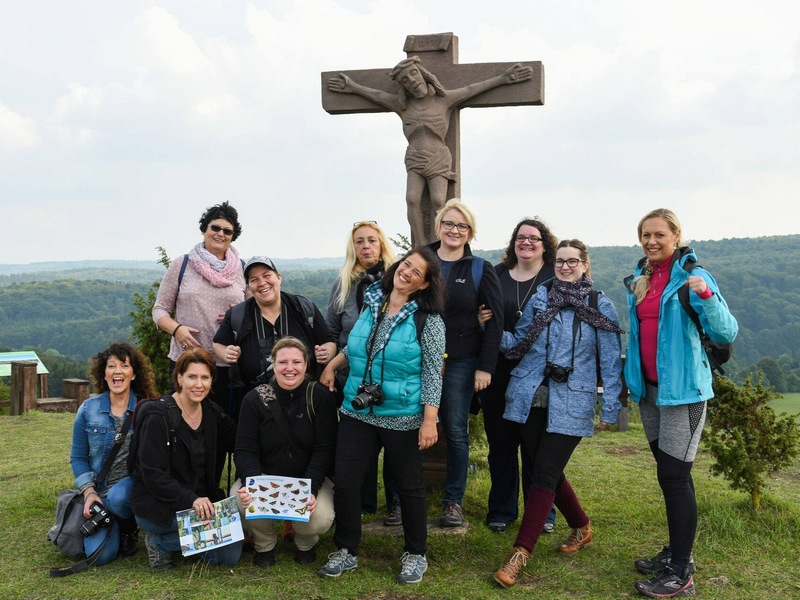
634;563;695;598
487;521;508;533
558;522;593;554
144;532;173;570
118;519;139;557
383;500;402;527
294;546;317;565
439;502;464;527
396;552;428;584
253;549;277;568
494;546;530;588
635;546;696;575
281;520;295;542
317;548;358;578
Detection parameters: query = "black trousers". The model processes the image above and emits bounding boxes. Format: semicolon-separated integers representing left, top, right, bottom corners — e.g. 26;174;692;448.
333;414;427;556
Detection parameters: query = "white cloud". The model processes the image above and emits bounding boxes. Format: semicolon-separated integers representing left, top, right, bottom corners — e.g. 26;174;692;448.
0;103;40;149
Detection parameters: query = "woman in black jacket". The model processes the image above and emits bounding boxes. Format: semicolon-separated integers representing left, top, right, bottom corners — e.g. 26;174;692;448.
234;337;337;568
131;348;247;569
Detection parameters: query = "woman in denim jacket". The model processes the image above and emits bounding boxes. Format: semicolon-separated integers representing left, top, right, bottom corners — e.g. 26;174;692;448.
70;342;157;565
493;240;623;588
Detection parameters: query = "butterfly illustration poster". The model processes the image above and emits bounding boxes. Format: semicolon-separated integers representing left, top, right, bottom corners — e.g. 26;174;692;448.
245;475;312;522
176;496;244;557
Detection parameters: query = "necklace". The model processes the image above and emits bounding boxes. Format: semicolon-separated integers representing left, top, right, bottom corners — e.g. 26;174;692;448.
516;272;539;318
176;396;200;426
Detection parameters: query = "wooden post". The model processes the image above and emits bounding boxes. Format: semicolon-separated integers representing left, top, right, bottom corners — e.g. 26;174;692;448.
618;355;629;431
63;378;91;407
10;361;38;415
38;373;48;399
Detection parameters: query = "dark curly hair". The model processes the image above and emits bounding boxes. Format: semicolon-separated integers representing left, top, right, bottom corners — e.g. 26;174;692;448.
381;247;445;314
502;217;558;268
199;201;242;241
90;342;158;399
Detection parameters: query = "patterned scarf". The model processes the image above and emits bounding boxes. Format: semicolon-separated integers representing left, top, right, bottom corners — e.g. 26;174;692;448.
362;281;419;358
188;242;241;288
505;275;623;360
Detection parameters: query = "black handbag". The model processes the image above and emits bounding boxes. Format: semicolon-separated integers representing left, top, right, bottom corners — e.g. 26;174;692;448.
46;412;132;577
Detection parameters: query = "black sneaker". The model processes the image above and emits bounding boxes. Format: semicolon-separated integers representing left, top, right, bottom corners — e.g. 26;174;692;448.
634;563;695;598
439;503;464;527
383;500;402;527
294;546;317;565
635;546;696;575
253;549;277;568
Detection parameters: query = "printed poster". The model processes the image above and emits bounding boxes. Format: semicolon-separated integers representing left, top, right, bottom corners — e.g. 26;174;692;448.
245;475;312;523
177;496;244;557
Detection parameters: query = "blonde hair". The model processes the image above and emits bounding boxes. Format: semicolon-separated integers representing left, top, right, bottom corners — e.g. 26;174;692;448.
435;198;477;243
334;221;395;312
557;239;591;277
632;208;684;305
271;336;310;368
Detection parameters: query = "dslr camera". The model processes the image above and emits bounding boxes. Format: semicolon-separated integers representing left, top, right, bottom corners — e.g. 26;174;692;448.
80;500;113;537
352;383;383;410
543;362;573;384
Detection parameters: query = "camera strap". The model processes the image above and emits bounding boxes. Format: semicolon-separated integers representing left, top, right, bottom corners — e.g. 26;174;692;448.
96;411;133;495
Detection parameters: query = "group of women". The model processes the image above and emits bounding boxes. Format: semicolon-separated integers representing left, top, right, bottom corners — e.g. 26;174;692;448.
66;201;737;597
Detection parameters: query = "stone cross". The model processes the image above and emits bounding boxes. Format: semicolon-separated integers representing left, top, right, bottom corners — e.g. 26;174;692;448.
322;32;544;245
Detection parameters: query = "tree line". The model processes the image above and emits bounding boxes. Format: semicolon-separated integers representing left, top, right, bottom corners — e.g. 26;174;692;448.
1;234;799;393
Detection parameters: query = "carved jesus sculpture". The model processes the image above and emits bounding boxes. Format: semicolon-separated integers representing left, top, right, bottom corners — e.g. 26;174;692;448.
328;56;533;245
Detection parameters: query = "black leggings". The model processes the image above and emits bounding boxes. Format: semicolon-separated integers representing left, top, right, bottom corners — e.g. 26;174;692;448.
654;444;697;569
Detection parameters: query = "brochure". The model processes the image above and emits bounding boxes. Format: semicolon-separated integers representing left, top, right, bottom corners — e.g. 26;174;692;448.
177;495;244;557
245;475;312;523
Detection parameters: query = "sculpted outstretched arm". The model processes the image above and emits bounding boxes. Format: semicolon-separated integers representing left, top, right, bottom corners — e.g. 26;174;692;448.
328;72;400;112
447;63;533;105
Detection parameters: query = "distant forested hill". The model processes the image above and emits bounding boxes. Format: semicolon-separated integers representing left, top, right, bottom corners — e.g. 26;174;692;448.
1;235;798;390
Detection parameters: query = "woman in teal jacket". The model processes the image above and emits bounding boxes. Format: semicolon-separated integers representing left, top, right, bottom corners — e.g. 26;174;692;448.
624;208;737;599
319;247;445;585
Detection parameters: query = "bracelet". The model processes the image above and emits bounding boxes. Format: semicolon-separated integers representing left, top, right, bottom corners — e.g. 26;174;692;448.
84;490;98;499
172;324;183;337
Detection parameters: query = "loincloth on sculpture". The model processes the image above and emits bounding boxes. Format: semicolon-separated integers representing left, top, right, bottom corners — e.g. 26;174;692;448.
404;146;456;181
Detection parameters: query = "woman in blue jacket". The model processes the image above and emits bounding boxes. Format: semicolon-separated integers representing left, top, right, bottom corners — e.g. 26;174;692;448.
493;240;623;588
70;342;157;565
624;209;737;599
319;247;446;585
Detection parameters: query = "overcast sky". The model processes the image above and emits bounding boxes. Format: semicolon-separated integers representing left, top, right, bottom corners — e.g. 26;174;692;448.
2;0;799;265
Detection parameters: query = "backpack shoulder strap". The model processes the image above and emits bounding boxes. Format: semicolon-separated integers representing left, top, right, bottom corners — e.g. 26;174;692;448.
413;309;429;344
471;256;485;294
177;254;189;288
295;295;316;330
677;259;705;337
230;301;247;341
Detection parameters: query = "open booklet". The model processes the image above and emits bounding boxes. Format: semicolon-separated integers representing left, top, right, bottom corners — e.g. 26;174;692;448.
176;496;244;557
245;475;312;523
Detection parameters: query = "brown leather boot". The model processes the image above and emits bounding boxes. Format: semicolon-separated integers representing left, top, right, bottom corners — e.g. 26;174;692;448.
493;546;530;588
558;522;593;554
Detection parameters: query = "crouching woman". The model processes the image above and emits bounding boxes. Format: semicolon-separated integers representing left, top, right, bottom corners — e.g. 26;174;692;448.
131;348;247;569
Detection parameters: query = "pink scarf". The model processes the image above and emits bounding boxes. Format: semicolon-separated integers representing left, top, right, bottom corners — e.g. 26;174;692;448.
188;243;242;288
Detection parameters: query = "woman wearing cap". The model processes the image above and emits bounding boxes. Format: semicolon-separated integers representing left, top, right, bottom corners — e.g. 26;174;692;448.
213;256;337;398
152;202;247;413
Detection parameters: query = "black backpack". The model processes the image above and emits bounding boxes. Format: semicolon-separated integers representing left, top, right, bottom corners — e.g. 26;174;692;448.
677;259;732;375
127;396;182;477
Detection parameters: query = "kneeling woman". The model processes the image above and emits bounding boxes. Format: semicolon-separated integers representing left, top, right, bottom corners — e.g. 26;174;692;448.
70;342;157;565
234;337;337;567
131;348;247;569
318;247;446;585
493;240;624;588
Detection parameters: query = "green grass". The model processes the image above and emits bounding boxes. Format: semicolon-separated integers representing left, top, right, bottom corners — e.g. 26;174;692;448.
771;392;800;417
2;410;799;599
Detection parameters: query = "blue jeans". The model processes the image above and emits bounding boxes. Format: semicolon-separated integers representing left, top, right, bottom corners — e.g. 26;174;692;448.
136;515;242;566
439;357;478;505
84;476;133;566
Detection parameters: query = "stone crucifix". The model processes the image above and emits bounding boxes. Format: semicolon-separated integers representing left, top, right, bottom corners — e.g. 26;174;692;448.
321;32;544;245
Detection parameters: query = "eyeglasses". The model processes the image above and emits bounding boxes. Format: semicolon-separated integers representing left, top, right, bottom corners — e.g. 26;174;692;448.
209;224;234;236
515;235;543;244
441;220;470;232
554;258;586;268
353;220;378;227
